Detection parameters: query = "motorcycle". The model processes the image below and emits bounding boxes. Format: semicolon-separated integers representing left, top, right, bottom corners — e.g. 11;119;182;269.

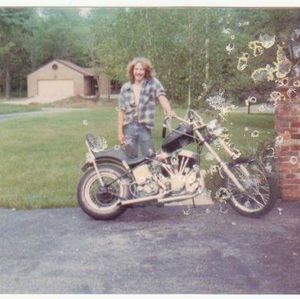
77;108;276;220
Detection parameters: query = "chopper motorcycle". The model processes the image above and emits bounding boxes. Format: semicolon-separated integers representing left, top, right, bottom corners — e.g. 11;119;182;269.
77;109;276;220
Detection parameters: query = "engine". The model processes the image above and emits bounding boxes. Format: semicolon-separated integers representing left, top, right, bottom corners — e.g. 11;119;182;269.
130;150;204;198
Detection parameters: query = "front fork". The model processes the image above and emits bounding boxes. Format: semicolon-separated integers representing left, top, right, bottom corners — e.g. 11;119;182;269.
194;131;248;192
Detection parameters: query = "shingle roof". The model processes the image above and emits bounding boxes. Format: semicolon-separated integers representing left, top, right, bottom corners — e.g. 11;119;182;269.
56;59;94;76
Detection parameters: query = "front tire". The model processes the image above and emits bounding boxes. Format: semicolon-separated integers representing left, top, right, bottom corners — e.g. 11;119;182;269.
77;164;130;220
226;161;277;217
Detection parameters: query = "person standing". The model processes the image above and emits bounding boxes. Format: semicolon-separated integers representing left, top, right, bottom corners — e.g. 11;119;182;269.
118;57;175;158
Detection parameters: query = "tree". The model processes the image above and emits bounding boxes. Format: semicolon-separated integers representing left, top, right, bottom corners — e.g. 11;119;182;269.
31;8;90;65
1;7;300;102
0;8;35;98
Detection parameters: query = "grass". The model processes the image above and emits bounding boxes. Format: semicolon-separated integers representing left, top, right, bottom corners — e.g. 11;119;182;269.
44;96;104;108
0;105;275;209
219;112;275;156
0;103;41;114
0;96;115;114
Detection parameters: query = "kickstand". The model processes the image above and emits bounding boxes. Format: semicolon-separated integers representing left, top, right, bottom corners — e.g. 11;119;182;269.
191;197;196;208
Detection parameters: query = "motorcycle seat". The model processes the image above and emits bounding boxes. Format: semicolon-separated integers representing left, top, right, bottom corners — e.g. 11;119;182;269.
94;147;153;168
125;156;151;167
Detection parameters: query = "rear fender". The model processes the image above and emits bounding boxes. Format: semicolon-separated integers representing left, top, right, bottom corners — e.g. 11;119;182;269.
81;156;125;172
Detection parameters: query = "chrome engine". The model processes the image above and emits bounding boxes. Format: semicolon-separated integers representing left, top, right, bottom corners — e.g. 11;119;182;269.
130;150;204;198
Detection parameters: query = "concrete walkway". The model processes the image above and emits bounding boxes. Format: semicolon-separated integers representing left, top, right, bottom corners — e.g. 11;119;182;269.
1;94;119;105
1;96;70;105
0;107;90;122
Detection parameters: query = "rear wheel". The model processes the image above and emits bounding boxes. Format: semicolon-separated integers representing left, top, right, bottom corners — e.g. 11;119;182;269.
77;164;130;220
226;161;276;217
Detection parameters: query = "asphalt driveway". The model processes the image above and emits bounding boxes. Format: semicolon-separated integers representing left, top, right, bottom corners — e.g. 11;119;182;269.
0;201;299;294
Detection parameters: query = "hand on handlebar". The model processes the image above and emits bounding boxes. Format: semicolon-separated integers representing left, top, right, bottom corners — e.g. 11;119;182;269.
169;110;177;118
165;110;177;119
165;111;188;124
118;132;125;145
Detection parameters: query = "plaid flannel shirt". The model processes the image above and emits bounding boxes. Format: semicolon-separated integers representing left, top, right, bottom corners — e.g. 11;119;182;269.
118;77;166;129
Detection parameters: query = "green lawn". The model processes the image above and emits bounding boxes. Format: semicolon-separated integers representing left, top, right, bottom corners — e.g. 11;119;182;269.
0;106;275;209
0;103;41;114
219;112;275;155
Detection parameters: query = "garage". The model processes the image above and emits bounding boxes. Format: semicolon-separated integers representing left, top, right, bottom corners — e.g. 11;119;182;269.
38;79;74;99
27;59;105;102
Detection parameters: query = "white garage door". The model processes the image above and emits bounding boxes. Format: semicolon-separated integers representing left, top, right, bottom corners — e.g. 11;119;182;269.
38;80;75;100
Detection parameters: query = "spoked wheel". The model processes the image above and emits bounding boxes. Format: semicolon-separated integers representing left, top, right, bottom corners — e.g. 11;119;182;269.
226;161;276;217
77;164;130;220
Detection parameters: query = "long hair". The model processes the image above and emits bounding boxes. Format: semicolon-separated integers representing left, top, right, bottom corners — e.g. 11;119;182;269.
127;57;155;83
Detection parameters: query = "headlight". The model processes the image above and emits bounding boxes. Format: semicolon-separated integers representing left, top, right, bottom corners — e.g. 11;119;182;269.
207;119;219;131
213;128;225;137
207;119;224;136
86;152;94;163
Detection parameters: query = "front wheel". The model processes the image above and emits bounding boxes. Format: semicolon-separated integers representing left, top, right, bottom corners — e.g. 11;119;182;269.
77;164;130;220
225;161;276;217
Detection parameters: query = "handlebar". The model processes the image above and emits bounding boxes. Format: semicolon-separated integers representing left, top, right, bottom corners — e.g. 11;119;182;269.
162;110;206;139
164;112;189;124
164;109;205;125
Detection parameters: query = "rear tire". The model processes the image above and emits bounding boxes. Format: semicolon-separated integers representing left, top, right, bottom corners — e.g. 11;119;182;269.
226;161;277;217
77;164;130;220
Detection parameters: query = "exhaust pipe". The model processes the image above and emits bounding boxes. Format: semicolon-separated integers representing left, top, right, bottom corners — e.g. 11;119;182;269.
120;192;198;207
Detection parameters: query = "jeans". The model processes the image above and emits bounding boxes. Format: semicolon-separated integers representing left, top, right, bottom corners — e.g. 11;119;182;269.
123;122;155;159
